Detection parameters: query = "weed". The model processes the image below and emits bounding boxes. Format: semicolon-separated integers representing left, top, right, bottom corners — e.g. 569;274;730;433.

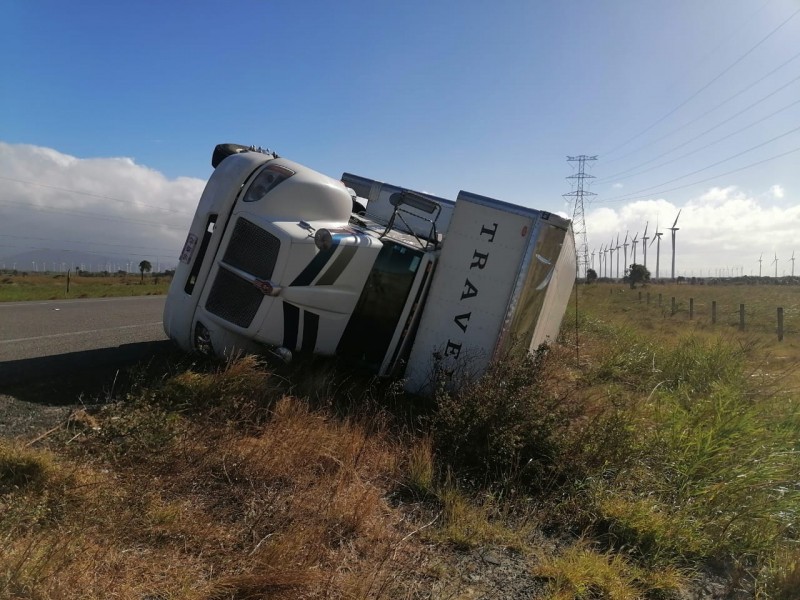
433;347;571;487
430;478;529;551
756;547;800;599
535;542;686;599
404;435;436;499
0;442;54;493
656;336;747;395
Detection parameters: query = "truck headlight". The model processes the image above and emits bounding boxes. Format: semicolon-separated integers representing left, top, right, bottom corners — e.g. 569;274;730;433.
194;321;214;355
243;164;296;203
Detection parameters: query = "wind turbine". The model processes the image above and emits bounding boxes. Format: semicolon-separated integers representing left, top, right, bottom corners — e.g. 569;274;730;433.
791;251;796;277
758;253;763;277
598;245;603;278
631;232;639;265
622;232;630;275
609;238;615;279
641;222;649;269
597;244;603;278
596;246;602;278
615;234;621;279
773;253;778;278
669;209;681;280
650;220;663;280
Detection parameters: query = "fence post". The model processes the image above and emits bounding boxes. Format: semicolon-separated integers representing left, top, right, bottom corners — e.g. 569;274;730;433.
712;300;717;324
739;304;745;331
639;291;642;302
671;297;676;316
658;293;662;307
689;298;694;320
778;307;784;341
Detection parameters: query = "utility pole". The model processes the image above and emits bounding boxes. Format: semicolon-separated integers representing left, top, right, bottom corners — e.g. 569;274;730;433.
563;155;597;280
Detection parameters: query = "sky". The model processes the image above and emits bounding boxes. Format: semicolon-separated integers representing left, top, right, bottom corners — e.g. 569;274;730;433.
1;0;799;277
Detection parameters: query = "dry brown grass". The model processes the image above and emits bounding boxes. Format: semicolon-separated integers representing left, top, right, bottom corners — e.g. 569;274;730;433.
5;283;799;598
0;377;422;599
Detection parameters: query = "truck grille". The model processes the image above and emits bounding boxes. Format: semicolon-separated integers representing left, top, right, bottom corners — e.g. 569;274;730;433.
205;267;263;328
222;218;281;279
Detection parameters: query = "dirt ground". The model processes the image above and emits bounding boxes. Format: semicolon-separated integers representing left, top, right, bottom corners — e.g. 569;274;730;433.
0;394;74;441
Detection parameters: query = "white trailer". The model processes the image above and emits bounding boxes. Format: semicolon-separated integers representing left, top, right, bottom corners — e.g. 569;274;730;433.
163;144;575;394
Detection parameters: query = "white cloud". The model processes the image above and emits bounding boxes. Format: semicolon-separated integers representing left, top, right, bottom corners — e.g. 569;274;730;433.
0;142;205;269
3;142;797;279
586;186;800;277
611;182;624;189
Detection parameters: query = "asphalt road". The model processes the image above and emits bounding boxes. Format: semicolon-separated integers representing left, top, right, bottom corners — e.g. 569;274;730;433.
0;296;173;387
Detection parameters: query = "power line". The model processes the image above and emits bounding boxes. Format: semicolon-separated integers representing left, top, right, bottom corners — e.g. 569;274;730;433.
601;125;800;201
597;93;800;184
598;52;800;174
601;5;800;159
652;0;774;99
598;144;800;204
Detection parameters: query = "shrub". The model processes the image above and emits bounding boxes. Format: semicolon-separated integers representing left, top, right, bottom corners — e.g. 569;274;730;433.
433;347;570;487
158;354;282;427
0;442;53;494
655;336;747;396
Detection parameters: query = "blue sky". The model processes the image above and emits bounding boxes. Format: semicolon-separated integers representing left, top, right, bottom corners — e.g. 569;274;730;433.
2;0;799;276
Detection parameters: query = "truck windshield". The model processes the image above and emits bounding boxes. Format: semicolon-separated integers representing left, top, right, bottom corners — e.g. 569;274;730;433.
337;240;423;369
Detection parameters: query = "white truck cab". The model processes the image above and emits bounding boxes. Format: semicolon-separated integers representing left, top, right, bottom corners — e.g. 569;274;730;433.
164;144;575;393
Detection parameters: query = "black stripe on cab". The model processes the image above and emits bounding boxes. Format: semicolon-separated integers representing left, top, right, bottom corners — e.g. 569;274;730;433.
282;302;300;350
302;311;320;353
316;245;358;285
290;240;340;286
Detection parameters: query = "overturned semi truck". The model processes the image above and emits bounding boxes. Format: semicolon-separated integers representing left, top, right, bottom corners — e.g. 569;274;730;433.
163;144;576;394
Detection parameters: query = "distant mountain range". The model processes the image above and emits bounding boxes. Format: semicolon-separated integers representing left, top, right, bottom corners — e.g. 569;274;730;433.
0;248;177;274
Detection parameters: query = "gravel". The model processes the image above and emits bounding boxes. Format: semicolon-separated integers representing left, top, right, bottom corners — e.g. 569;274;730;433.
0;394;74;441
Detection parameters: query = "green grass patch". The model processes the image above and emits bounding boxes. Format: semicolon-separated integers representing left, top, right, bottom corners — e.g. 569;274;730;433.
535;542;686;600
0;273;171;302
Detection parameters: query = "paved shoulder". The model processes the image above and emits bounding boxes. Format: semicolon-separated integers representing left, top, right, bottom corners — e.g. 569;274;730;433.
0;296;171;387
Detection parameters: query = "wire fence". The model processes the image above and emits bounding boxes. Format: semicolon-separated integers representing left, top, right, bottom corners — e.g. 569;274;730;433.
628;288;798;340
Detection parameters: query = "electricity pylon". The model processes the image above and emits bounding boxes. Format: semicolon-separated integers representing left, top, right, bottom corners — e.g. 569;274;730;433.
564;155;597;279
